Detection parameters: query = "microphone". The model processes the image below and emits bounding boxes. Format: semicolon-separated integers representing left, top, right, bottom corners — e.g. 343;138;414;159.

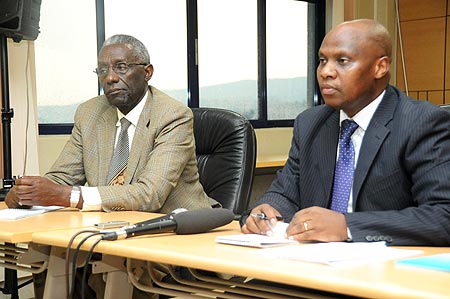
123;208;188;229
102;208;234;241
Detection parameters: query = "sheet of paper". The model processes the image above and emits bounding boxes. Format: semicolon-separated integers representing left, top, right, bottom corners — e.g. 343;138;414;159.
215;221;295;248
268;221;289;238
258;242;423;266
0;206;64;220
215;233;298;248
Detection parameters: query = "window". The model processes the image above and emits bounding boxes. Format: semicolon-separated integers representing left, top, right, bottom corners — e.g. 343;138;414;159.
104;0;188;104
266;0;309;120
35;0;97;126
197;0;258;119
36;0;325;134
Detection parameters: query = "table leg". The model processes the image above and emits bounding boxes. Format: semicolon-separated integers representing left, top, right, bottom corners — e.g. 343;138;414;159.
43;246;86;299
92;255;133;299
3;268;18;299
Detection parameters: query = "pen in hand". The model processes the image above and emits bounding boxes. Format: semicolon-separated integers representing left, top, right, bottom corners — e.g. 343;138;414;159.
251;213;285;237
251;213;283;221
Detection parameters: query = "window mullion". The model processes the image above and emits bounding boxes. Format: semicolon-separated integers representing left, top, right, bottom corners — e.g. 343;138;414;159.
257;0;267;122
96;0;105;96
187;0;199;108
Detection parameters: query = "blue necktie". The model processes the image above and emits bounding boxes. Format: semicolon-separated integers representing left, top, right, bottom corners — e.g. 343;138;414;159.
330;119;359;213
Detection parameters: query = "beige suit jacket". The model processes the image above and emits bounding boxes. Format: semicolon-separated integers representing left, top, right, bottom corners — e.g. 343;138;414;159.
45;86;216;213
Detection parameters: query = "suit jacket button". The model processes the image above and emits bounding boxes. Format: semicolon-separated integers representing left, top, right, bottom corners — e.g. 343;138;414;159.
365;236;373;241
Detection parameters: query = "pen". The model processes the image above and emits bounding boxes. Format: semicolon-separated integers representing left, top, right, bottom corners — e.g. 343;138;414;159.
251;213;283;221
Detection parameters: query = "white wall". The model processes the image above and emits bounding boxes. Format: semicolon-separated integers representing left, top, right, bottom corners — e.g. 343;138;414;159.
6;39;40;176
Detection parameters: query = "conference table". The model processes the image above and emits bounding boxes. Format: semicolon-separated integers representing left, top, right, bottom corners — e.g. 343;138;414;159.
26;211;450;299
0;203;153;298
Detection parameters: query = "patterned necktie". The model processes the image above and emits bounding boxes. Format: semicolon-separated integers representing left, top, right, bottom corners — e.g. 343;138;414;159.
330;119;359;213
107;118;132;185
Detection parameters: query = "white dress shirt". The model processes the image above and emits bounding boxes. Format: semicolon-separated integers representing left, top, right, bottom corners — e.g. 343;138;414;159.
338;90;385;212
81;90;148;211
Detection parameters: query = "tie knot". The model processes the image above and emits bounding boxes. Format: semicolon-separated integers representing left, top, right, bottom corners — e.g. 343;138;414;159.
340;119;358;139
120;118;131;131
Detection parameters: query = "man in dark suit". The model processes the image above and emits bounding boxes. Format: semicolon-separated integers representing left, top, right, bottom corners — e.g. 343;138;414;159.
241;19;450;246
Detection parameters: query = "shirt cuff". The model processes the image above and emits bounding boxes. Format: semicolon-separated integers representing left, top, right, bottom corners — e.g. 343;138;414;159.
346;227;353;242
80;186;102;211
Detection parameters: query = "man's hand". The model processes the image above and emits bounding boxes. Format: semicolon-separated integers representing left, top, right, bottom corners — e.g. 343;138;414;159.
241;204;284;236
5;176;71;208
286;206;349;242
5;184;26;208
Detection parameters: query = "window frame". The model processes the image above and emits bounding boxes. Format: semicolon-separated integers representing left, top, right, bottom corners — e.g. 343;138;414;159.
38;0;325;135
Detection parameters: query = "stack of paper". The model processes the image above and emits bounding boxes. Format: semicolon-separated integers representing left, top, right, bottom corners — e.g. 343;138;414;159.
0;206;63;220
215;221;295;248
216;234;298;248
258;242;423;266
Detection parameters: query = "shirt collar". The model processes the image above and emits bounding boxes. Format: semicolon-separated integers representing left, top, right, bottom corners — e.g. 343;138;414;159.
339;90;386;131
115;89;149;127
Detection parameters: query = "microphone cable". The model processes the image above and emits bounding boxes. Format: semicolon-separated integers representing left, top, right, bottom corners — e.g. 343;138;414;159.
63;213;176;298
66;230;104;299
64;208;233;297
81;236;103;299
65;230;98;299
71;232;104;299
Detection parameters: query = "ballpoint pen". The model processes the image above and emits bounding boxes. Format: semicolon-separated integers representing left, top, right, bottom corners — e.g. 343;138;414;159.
250;213;283;221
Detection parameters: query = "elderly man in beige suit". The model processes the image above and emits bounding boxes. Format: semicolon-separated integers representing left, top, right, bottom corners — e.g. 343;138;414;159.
6;34;217;213
6;34;217;299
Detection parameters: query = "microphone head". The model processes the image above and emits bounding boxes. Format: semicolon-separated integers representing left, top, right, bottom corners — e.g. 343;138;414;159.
173;208;234;234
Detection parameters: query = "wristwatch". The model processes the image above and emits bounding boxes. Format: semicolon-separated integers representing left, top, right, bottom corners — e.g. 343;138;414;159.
70;186;81;208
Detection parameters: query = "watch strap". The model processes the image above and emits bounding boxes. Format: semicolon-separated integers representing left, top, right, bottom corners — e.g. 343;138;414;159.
70;186;81;208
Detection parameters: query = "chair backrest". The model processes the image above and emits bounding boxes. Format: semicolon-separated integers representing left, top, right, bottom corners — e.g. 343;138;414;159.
192;108;256;216
439;104;450;113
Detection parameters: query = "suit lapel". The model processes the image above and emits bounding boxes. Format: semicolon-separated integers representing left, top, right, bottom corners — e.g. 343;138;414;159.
352;87;397;207
316;109;340;206
126;87;154;184
98;104;118;185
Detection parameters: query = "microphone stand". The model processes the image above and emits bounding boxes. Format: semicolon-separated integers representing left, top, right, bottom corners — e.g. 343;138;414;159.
0;33;19;299
0;34;15;199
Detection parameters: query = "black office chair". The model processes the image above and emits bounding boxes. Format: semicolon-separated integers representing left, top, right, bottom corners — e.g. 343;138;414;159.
192;108;256;216
157;108;256;296
439;104;450;113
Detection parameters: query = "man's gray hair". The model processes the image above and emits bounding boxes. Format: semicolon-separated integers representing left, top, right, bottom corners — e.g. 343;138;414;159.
102;34;150;64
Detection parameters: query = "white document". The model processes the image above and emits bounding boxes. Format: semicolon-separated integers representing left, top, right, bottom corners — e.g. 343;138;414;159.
216;234;298;248
258;241;423;266
215;221;297;248
0;206;64;220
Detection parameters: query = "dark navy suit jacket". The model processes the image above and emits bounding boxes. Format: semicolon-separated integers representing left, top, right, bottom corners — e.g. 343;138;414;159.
254;85;450;246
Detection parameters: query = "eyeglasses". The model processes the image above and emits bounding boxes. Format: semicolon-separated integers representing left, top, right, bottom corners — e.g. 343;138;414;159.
94;62;147;77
